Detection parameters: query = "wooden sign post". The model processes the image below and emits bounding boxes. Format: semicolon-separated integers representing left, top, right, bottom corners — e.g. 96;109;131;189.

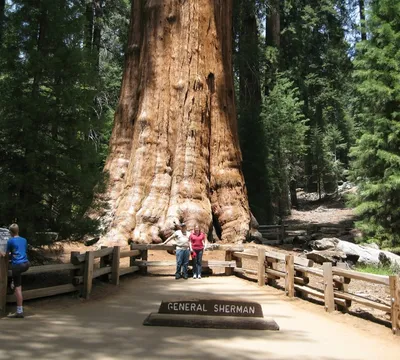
143;299;279;330
0;255;8;316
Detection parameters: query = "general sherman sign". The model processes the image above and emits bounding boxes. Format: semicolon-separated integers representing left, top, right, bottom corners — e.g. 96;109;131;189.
158;299;263;318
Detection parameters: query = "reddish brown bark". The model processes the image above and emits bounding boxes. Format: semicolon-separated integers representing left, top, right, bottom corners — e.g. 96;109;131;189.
97;0;250;245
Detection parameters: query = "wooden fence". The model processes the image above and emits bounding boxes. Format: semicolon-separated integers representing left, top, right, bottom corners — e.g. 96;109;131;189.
258;223;354;244
232;249;400;335
1;243;399;335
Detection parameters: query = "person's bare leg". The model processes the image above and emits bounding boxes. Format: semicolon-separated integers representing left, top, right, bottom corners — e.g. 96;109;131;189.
15;286;23;307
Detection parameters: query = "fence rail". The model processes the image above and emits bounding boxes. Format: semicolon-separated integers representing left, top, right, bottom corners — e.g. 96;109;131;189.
232;248;400;335
1;242;399;335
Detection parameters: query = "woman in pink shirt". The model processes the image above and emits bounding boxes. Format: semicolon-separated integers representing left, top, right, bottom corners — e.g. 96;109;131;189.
189;225;206;279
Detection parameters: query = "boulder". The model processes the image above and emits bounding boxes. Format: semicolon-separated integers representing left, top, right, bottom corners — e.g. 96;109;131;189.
306;250;349;265
248;229;263;244
310;238;340;251
308;237;400;267
364;242;380;250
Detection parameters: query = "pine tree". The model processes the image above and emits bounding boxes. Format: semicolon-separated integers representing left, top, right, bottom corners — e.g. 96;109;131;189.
350;0;400;247
280;0;354;194
0;0;105;244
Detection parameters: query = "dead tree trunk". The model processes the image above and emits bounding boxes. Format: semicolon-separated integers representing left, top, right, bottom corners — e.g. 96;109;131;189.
96;0;250;245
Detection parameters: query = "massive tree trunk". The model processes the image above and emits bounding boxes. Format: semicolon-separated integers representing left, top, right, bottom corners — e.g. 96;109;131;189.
97;0;250;246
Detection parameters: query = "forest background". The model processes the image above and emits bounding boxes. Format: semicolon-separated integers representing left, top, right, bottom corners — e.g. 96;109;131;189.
0;0;398;248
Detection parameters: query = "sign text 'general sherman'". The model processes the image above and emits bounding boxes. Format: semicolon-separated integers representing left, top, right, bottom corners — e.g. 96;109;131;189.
159;299;263;318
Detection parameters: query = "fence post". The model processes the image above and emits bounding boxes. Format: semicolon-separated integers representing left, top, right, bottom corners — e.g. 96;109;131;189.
99;246;110;282
225;251;233;276
140;249;148;275
323;262;335;313
335;262;351;311
83;251;94;299
234;252;242;273
130;243;136;267
389;275;400;335
111;246;121;286
70;251;81;286
0;255;8;316
285;255;294;298
257;248;265;287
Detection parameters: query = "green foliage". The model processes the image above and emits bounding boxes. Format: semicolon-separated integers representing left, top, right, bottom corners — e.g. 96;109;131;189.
355;263;398;276
0;0;129;245
261;76;308;212
280;0;354;193
349;0;400;247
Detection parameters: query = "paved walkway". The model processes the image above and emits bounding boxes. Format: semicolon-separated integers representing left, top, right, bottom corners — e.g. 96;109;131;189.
1;276;399;360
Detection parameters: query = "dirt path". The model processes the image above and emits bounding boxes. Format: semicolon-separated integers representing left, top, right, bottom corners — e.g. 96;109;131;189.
1;276;399;360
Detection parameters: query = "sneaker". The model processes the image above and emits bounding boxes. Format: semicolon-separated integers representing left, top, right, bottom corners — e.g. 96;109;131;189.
183;275;188;280
198;275;202;279
7;312;24;319
175;275;181;280
193;275;197;279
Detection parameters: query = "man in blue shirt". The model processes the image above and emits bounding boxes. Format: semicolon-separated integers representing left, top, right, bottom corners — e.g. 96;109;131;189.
0;223;30;318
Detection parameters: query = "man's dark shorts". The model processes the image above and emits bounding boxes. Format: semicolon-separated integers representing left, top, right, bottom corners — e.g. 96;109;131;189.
11;262;30;287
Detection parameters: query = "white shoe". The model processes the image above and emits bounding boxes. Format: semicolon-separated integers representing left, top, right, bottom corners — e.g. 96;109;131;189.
193;275;197;279
198;275;201;279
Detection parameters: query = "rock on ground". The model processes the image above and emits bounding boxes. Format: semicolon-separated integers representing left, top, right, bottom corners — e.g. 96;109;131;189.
310;238;400;267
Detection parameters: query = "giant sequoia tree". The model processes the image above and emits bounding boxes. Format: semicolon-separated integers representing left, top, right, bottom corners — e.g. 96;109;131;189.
97;0;251;245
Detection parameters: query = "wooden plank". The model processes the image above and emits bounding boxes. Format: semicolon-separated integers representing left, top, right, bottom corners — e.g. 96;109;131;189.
132;260;237;268
7;263;83;277
141;250;148;275
93;247;114;259
99;246;111;282
234;268;257;275
265;268;285;278
111;246;121;285
71;247;114;265
70;252;81;282
225;251;234;276
120;249;141;258
130;243;136;267
332;267;389;286
389;275;400;335
285;255;295;298
323;262;335;313
294;276;309;286
0;255;8;316
120;266;140;276
92;266;112;279
258;225;281;229
206;244;244;252
294;265;324;277
294;284;325;299
333;290;391;313
83;251;94;299
265;258;278;286
294;284;347;308
257;248;265;287
130;244;175;251
6;284;77;302
265;251;313;267
233;252;257;260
